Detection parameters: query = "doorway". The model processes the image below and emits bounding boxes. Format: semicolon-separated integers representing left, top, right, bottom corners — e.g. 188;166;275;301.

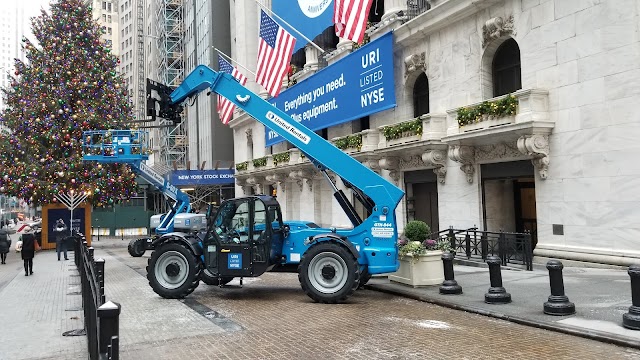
405;170;439;234
481;161;537;249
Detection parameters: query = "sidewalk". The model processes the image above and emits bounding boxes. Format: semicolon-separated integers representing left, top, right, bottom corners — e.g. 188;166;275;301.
366;261;640;349
0;235;229;360
0;249;86;360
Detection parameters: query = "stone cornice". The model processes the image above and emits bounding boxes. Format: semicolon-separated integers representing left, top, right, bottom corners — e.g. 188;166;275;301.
394;0;502;49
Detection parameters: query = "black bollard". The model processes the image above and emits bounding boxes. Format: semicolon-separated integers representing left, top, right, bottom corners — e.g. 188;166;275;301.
440;252;462;294
543;260;575;315
484;255;511;304
623;264;640;330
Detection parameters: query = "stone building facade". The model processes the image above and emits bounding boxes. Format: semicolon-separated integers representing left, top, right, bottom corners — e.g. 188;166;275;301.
227;0;640;266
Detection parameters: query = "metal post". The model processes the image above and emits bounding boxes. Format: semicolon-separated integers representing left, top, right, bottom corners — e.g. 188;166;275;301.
623;264;640;330
464;233;471;259
448;226;455;250
108;336;119;360
481;233;488;260
543;260;575;315
95;259;106;306
97;301;121;356
97;226;100;241
439;252;462;295
484;255;511;304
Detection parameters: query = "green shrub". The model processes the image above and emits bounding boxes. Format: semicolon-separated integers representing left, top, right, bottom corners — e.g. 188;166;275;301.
403;220;430;242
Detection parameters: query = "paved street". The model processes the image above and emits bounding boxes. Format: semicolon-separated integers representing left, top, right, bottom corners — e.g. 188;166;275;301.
99;238;640;359
2;236;640;359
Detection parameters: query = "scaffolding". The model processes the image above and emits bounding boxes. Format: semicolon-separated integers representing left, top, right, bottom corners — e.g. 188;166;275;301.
155;0;187;173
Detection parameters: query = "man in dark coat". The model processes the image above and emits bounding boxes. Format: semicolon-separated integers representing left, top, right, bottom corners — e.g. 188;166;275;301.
20;226;36;276
0;224;11;264
53;218;69;261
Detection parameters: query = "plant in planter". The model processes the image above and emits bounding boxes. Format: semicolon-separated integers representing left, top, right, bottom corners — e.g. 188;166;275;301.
390;220;448;287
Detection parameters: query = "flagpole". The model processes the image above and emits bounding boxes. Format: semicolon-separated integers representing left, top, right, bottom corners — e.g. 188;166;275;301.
254;0;326;54
213;47;257;77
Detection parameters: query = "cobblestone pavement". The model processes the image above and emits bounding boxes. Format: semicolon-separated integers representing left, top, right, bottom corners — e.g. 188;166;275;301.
97;241;640;360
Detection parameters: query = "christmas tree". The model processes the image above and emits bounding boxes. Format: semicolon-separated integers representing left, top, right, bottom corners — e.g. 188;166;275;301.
0;0;138;207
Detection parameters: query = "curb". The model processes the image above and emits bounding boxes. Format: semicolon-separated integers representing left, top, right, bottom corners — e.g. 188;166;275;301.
365;283;640;350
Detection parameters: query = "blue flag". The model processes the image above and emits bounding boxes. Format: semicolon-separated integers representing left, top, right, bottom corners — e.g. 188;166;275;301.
272;0;334;52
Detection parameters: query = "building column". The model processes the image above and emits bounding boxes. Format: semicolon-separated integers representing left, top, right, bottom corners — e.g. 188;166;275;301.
383;0;407;21
304;44;320;72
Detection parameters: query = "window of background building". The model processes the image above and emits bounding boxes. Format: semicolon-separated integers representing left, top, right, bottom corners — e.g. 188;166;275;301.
492;38;521;97
413;73;429;117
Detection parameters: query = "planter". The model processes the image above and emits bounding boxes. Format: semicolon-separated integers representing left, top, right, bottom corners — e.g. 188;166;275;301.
389;250;444;287
387;134;421;147
459;115;514;132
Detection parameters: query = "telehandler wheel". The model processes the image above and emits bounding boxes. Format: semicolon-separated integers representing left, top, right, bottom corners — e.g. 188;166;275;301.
298;242;360;303
128;238;146;257
358;267;372;289
201;269;234;286
146;241;201;299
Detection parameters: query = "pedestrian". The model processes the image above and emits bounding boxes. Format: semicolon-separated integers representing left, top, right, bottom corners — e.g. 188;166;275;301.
53;218;69;261
20;226;38;276
0;224;11;264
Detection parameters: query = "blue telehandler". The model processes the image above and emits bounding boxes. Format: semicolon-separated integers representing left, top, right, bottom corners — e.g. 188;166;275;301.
83;64;404;303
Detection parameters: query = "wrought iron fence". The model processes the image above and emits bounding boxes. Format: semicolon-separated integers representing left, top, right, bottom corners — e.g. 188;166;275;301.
429;227;534;270
73;235;121;360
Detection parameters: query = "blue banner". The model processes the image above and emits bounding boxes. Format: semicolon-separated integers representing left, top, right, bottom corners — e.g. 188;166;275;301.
265;32;396;147
272;0;334;52
170;169;235;186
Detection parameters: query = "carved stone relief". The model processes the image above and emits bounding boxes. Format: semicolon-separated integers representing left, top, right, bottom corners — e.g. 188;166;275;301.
474;142;523;162
404;52;426;80
245;128;253;142
422;149;447;184
448;145;475;183
289;169;315;192
378;156;400;171
398;155;425;170
482;15;515;48
517;134;550;179
266;173;287;193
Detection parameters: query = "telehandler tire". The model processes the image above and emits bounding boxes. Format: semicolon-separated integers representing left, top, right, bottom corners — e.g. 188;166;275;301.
201;269;234;286
298;242;360;303
358;267;372;289
128;238;146;257
147;241;201;298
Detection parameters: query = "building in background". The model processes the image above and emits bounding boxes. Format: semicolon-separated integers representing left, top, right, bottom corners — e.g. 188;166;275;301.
181;0;235;205
86;0;119;56
230;0;640;267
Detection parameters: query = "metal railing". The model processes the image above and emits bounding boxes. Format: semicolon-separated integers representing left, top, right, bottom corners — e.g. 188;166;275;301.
74;234;121;360
404;0;432;22
429;227;534;271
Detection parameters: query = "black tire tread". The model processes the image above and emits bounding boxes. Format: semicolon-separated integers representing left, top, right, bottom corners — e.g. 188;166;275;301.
146;240;201;299
201;270;234;286
358;267;372;289
297;241;360;304
128;238;146;257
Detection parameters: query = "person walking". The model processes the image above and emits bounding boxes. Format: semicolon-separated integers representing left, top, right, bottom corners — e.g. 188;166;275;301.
53;218;69;261
20;226;37;276
0;224;12;264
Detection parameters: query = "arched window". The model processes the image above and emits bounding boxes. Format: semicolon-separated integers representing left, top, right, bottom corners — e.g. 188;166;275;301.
413;73;429;117
492;38;521;97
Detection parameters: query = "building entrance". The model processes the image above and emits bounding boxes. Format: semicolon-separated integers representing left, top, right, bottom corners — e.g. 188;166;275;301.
481;161;537;249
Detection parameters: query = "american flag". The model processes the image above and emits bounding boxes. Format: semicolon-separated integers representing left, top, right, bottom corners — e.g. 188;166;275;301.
256;10;296;98
217;55;248;125
334;0;374;44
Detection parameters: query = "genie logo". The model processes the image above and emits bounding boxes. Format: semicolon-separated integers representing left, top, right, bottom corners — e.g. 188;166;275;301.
298;0;332;18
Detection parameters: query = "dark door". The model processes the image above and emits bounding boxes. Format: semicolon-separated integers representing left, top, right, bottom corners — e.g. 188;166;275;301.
514;179;537;249
412;182;439;233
